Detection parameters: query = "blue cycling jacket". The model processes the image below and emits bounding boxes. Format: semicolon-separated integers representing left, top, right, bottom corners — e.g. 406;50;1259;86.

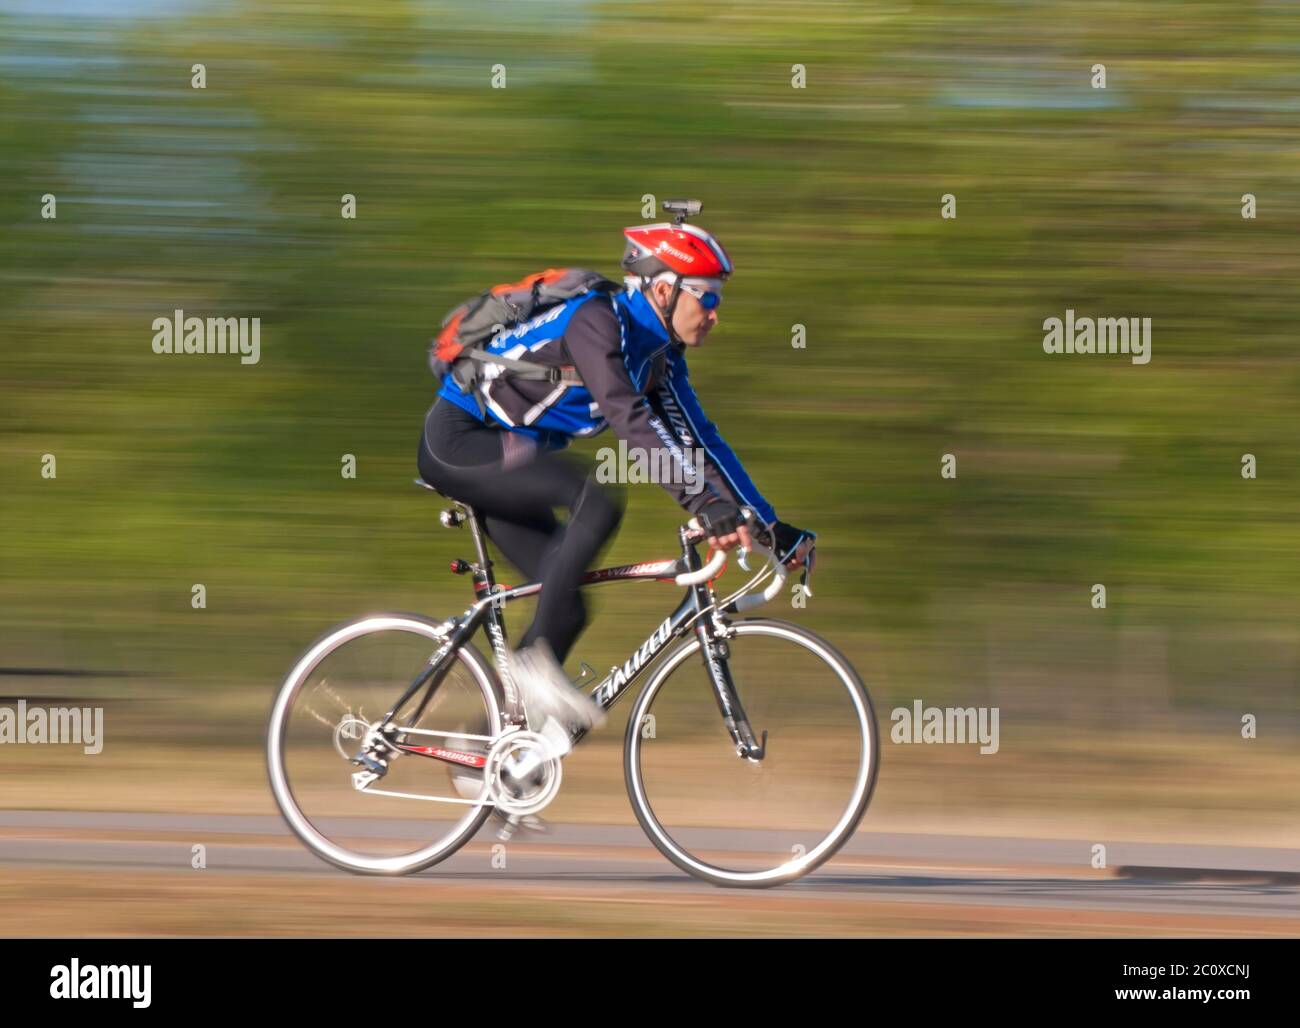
437;282;777;524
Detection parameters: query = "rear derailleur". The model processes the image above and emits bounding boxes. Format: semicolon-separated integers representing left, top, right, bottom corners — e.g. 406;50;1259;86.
349;722;403;790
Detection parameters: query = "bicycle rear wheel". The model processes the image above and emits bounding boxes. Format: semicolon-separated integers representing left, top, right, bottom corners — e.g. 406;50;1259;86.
625;618;878;887
267;613;502;875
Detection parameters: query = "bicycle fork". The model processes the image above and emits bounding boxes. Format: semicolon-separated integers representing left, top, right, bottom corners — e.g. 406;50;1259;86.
695;619;767;762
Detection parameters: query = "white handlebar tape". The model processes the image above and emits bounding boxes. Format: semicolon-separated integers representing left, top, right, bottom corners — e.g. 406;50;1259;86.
675;547;729;586
731;540;787;612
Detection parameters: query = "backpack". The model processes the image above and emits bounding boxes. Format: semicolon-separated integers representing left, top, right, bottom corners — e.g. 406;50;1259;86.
429;268;619;402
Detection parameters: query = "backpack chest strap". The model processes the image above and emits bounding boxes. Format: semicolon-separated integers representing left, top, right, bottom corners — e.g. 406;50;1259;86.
461;348;583;386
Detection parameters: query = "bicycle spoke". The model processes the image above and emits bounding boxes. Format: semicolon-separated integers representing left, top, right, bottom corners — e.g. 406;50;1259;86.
627;619;877;885
268;615;501;874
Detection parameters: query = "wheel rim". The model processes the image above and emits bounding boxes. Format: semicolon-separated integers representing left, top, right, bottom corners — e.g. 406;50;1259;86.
627;622;876;884
267;616;501;873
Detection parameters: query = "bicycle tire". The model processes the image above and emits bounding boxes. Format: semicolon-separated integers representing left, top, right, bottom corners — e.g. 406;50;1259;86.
267;612;504;875
624;617;879;888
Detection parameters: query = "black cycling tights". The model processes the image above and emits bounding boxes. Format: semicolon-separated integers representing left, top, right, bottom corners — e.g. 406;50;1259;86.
417;397;623;665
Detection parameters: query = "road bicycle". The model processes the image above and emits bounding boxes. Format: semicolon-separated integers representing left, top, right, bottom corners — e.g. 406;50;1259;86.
266;479;879;888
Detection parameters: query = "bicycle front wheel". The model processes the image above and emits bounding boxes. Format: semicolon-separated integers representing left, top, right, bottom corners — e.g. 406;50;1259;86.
625;618;878;887
267;613;503;875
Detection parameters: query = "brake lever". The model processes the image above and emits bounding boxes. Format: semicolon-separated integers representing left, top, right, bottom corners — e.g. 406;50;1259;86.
799;544;816;597
735;509;764;572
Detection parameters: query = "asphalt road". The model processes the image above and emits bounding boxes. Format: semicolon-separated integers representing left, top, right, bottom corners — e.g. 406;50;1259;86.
1;810;1297;933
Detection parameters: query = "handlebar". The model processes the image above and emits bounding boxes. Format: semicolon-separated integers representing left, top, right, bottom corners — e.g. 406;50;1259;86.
672;512;790;609
674;546;728;586
730;539;788;612
674;515;727;584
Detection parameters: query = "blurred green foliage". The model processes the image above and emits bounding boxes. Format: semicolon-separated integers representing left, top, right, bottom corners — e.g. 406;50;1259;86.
1;0;1298;726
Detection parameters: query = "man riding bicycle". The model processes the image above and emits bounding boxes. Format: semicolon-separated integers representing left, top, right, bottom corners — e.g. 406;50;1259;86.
417;203;815;757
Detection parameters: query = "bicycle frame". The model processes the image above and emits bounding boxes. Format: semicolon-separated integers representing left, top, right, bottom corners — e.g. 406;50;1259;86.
372;501;768;770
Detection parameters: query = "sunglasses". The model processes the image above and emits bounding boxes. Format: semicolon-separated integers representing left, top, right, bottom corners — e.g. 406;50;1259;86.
679;282;722;310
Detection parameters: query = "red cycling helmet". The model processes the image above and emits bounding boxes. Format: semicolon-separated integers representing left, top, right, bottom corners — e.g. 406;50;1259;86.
620;222;733;281
621;201;732;345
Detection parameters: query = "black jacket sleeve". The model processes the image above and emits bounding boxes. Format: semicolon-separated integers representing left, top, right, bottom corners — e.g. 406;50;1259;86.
645;382;745;510
563;296;724;515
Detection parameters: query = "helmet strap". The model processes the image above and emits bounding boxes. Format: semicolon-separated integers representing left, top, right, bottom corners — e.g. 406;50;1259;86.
643;275;686;345
664;277;685;343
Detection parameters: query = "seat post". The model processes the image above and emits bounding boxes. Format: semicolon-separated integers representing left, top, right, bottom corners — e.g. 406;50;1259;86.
462;505;507;648
462;505;496;584
416;478;500;597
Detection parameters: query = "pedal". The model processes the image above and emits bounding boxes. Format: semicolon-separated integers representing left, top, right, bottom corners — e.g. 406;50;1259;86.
493;811;551;842
495;815;520;843
351;769;380;790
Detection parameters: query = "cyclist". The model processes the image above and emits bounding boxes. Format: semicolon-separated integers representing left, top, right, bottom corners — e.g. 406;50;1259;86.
417;214;815;755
